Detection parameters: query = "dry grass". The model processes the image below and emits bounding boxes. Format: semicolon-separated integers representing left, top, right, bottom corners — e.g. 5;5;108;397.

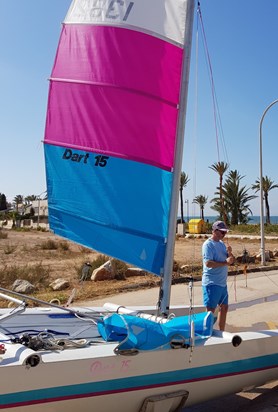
0;230;160;306
0;228;278;307
0;263;50;290
0;230;8;240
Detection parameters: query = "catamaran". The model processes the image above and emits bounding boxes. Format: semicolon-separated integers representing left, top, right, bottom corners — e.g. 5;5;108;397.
1;1;278;411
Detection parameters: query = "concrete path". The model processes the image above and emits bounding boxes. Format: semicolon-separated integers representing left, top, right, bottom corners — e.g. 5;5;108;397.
79;269;278;332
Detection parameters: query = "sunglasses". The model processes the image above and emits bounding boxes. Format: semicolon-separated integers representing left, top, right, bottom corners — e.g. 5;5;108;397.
217;229;227;235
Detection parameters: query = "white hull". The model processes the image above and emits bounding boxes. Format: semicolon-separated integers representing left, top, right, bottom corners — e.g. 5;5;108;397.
1;305;278;411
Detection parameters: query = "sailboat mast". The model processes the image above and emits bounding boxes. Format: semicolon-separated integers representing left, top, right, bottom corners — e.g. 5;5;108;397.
159;0;195;315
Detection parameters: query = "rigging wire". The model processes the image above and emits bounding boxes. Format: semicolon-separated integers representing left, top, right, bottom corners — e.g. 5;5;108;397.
188;2;200;269
189;3;231;270
189;2;230;227
197;2;230;166
192;4;199;211
188;4;278;312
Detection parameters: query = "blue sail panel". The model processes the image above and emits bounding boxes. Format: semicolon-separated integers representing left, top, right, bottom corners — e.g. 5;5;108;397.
44;144;172;275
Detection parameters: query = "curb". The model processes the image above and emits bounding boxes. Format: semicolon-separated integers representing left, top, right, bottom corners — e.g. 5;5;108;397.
172;265;278;285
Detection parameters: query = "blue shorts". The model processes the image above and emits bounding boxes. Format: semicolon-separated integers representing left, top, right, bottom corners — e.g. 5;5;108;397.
202;285;228;309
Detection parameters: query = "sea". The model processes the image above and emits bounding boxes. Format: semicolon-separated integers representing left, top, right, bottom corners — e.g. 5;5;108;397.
181;216;278;224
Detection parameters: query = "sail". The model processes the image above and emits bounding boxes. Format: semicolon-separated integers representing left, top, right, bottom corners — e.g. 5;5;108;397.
44;0;191;276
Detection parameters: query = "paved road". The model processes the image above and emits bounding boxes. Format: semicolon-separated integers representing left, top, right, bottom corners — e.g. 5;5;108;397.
78;269;278;411
185;381;278;412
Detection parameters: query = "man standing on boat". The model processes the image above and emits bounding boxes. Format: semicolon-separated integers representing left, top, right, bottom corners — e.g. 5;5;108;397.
202;221;235;331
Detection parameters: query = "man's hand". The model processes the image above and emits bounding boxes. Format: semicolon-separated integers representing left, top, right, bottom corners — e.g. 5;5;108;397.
226;255;235;265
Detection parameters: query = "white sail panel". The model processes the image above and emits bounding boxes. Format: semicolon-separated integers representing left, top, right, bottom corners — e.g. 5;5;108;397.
65;0;188;45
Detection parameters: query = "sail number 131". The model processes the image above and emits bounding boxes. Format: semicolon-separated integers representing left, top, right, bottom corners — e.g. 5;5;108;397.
82;1;134;22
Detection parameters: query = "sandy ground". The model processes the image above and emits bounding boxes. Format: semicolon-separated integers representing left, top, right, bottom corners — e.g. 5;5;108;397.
1;229;276;271
1;229;278;411
0;230;98;280
1;229;278;302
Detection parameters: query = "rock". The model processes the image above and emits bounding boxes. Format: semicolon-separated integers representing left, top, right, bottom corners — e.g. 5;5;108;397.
12;279;35;294
273;249;278;257
179;264;201;274
49;278;70;291
235;254;256;264
248;255;256;264
91;260;115;281
256;250;270;261
173;260;179;272
115;273;126;280
125;268;147;277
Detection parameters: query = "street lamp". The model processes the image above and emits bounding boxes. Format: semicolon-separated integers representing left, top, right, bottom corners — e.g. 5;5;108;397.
259;99;278;266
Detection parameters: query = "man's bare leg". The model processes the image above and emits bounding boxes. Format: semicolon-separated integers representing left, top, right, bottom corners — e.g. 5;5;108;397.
218;304;228;331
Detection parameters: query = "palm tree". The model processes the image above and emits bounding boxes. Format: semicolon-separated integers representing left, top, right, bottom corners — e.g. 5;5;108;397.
221;170;256;225
252;176;278;224
209;161;229;224
193;195;208;220
179;172;190;223
210;198;224;221
25;195;37;204
8;210;19;228
13;195;24;212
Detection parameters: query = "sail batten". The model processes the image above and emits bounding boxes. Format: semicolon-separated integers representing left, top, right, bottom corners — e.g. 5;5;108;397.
44;0;193;277
43;140;173;172
51;25;182;103
49;77;179;109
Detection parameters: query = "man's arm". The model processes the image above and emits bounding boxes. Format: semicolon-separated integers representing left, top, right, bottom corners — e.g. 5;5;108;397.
205;256;234;268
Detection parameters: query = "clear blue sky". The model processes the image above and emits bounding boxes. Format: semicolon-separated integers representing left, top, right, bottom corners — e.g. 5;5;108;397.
1;1;278;217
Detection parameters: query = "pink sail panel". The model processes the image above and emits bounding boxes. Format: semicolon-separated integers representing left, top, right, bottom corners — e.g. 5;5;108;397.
45;81;178;170
52;25;183;106
45;25;183;170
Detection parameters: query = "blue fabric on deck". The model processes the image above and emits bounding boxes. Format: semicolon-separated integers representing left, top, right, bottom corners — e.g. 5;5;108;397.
97;312;214;350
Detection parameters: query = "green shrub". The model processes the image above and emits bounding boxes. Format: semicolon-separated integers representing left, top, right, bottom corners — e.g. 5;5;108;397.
75;255;107;280
75;255;128;281
229;224;278;236
0;230;8;239
37;226;47;232
58;241;70;251
112;259;128;276
0;263;50;289
78;245;92;253
40;239;58;250
4;243;17;254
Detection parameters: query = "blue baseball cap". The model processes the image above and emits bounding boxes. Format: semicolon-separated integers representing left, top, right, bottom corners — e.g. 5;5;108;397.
212;221;228;232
